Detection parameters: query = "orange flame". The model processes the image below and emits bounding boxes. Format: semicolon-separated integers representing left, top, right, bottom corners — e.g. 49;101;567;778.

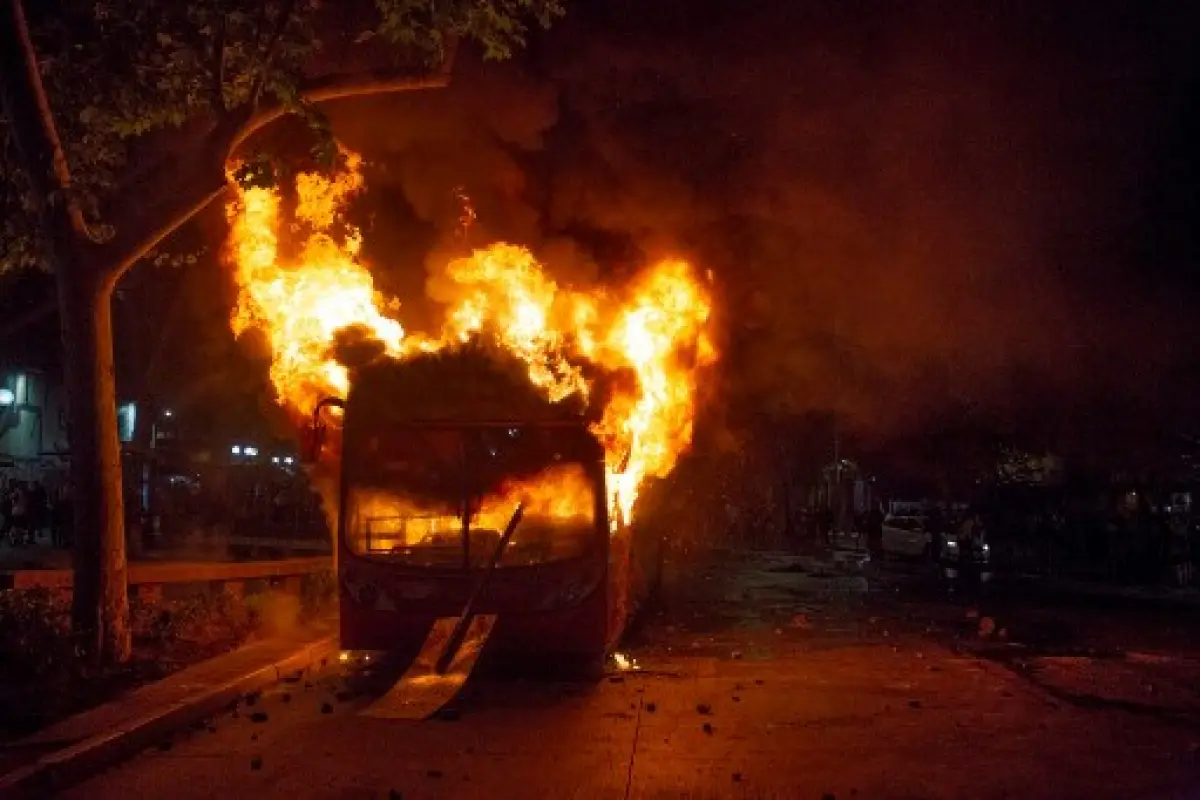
226;151;716;528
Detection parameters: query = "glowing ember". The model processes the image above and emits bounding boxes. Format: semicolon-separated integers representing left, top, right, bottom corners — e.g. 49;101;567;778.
612;652;639;671
226;150;716;527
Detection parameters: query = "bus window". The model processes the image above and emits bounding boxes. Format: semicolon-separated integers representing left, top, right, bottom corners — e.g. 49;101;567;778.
342;425;601;567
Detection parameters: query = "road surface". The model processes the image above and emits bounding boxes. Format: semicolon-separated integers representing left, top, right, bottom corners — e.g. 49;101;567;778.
68;550;1200;799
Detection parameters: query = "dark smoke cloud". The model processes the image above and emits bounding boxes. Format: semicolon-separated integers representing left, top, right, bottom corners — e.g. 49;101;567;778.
323;0;1200;455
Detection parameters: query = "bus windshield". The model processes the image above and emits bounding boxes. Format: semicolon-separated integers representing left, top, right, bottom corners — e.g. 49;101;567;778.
342;424;602;568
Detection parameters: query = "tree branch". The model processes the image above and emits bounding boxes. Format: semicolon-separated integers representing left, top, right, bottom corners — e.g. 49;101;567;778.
96;64;455;280
249;0;298;107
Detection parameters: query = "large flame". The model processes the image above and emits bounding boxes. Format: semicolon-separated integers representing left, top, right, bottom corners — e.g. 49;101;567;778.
227;152;716;528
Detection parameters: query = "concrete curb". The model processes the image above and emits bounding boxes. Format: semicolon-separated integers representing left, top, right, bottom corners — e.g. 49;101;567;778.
0;635;338;799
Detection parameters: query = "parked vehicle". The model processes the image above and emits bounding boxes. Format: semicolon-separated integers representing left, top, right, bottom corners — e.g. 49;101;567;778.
881;515;932;559
939;515;993;594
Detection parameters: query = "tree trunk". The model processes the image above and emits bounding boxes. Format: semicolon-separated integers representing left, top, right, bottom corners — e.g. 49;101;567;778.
58;255;130;663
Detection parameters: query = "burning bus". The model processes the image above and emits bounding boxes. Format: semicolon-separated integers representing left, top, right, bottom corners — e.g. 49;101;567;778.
225;150;716;672
305;349;662;671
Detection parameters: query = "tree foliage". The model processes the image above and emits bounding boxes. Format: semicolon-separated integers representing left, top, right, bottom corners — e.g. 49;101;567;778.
0;0;563;273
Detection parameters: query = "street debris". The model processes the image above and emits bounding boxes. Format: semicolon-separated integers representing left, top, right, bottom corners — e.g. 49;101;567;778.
696;703;712;715
250;711;269;723
250;756;262;771
702;722;714;735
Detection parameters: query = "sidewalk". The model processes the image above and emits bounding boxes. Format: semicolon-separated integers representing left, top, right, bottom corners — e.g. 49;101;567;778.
0;622;337;798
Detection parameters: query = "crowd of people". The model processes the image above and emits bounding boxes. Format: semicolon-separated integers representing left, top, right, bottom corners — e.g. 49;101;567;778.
0;475;73;549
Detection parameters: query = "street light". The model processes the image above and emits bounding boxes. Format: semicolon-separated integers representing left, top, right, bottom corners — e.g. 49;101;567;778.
163;409;173;418
0;388;13;406
231;445;242;455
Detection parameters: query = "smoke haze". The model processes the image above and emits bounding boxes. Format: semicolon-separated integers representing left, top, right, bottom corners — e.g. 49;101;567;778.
317;0;1200;458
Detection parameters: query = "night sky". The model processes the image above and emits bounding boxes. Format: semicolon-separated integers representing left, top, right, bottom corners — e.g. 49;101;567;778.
9;0;1197;473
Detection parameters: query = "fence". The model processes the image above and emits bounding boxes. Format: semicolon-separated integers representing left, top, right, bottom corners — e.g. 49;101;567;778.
0;556;331;600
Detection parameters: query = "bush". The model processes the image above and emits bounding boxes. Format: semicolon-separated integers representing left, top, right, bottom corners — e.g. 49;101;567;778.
300;570;337;620
130;592;259;654
0;587;76;681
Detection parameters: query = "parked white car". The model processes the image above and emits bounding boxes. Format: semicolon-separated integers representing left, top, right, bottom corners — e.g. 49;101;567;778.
881;515;932;559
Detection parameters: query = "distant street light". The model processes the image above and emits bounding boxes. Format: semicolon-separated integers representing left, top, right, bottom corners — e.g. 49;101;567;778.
231;445;242;455
0;388;13;406
163;409;173;417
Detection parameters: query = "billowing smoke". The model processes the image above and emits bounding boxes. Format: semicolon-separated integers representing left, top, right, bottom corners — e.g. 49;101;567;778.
320;0;1199;467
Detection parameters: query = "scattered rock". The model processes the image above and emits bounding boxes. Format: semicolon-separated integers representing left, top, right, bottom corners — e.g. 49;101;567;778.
250;756;263;771
732;773;742;783
908;700;922;709
321;703;333;714
251;733;259;742
696;703;712;715
734;683;745;691
304;682;314;690
754;679;765;686
250;712;269;723
427;769;443;779
732;696;741;703
702;722;714;735
282;693;292;703
245;691;261;707
645;702;657;713
928;665;942;672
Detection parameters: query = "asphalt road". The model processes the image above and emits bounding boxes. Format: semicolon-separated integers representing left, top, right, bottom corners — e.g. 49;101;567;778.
68;550;1200;799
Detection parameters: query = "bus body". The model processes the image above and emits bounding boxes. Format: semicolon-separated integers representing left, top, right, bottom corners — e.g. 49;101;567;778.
321;382;660;672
